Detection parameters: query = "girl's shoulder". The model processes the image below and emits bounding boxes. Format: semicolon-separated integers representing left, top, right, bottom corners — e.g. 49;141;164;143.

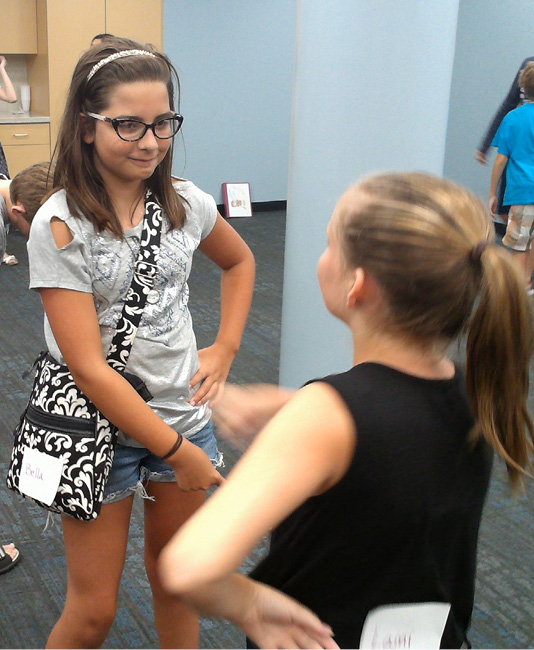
31;189;92;240
172;176;213;202
31;189;68;229
36;187;68;211
171;177;218;226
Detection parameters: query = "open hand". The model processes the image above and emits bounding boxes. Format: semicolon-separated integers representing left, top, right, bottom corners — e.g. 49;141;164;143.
239;581;339;649
475;150;487;165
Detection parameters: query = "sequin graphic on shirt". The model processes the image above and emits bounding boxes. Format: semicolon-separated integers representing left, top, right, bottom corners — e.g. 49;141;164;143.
85;221;196;343
139;227;193;342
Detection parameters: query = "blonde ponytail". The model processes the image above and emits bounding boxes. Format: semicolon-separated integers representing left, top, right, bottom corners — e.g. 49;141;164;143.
466;245;534;491
339;171;534;492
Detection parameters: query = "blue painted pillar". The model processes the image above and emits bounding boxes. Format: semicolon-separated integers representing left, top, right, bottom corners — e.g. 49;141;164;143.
280;0;460;387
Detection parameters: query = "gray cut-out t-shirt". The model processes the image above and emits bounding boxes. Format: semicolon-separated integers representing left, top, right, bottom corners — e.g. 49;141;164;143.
27;180;217;446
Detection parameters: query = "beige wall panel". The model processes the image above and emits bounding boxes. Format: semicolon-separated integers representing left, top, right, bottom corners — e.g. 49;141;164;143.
26;0;49;116
105;0;162;49
0;0;37;54
46;0;105;146
3;143;50;176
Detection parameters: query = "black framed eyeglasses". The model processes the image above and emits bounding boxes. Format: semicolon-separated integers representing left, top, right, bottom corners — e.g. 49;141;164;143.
86;111;184;142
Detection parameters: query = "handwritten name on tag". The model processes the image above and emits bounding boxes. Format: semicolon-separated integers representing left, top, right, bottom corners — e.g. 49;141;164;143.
360;602;451;649
18;446;63;506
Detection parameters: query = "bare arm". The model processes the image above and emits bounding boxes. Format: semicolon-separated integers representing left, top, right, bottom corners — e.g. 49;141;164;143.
38;219;223;491
174;573;339;649
212;383;295;450
189;213;255;405
159;382;355;646
0;57;17;103
489;152;508;217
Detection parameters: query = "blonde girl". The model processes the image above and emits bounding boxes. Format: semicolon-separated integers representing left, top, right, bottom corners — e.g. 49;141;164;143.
159;173;533;649
26;40;254;648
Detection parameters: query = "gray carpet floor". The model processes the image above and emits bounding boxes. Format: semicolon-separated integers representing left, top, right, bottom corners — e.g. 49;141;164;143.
0;211;533;649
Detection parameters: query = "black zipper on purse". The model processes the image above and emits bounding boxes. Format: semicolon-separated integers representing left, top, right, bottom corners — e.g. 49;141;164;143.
25;403;96;435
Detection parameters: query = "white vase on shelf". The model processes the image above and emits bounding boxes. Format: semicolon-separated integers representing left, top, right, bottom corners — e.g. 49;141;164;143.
20;84;31;113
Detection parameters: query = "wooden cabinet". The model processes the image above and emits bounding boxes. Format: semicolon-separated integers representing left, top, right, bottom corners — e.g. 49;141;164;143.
27;0;162;148
106;0;162;49
44;0;106;145
0;0;38;54
0;122;50;176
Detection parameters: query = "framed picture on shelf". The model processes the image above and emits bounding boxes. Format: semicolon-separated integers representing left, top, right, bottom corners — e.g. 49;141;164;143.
222;182;253;218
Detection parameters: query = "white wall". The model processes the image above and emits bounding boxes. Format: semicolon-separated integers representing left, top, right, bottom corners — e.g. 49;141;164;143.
163;0;296;203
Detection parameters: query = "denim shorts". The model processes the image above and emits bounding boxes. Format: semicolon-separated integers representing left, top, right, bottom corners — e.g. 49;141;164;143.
103;421;223;505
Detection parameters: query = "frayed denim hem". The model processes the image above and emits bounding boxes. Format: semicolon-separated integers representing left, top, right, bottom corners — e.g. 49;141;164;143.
102;479;156;505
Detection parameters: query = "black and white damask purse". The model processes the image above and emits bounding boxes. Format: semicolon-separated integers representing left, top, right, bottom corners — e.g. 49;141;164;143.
6;192;163;521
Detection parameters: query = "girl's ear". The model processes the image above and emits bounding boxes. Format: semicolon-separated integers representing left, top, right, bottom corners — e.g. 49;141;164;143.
80;113;94;144
346;267;366;308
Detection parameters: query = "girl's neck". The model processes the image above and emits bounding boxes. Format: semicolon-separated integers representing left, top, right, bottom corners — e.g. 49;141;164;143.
107;182;146;229
350;320;454;380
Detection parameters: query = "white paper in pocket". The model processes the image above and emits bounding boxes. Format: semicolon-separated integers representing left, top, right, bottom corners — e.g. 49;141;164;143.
18;446;64;506
360;602;451;649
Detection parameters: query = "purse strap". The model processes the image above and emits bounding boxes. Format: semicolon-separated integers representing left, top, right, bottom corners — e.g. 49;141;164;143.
106;191;163;372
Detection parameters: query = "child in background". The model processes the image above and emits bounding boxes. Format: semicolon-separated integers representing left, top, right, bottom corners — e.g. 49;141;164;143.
0;54;19;263
0;161;54;244
489;61;534;293
160;172;533;649
0;161;54;574
90;33;117;47
22;39;254;648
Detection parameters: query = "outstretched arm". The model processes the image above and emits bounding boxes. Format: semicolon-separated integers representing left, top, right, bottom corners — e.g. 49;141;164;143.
159;382;356;647
189;213;255;406
212;382;295;450
176;573;339;649
0;57;17;103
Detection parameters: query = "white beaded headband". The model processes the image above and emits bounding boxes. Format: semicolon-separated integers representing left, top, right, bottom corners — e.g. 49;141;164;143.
87;49;157;82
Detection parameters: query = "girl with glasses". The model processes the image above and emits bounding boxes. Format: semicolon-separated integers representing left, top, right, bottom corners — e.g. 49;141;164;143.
21;39;254;648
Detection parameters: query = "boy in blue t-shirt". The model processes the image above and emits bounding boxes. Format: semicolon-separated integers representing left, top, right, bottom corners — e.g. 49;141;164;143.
490;61;534;293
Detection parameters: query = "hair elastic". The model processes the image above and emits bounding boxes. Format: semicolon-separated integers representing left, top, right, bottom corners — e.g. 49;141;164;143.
468;240;488;266
87;49;157;82
159;433;184;461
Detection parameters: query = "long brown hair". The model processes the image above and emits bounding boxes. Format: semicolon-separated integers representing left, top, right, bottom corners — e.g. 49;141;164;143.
336;171;534;491
52;37;185;236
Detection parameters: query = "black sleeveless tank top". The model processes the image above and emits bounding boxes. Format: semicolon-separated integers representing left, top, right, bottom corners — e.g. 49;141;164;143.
250;363;493;648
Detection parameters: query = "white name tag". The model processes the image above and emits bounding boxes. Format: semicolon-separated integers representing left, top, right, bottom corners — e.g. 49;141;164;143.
18;446;64;506
360;602;452;649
